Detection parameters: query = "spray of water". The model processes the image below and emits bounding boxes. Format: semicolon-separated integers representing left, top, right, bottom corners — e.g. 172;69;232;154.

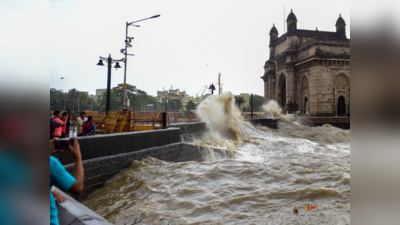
262;100;302;126
263;100;284;118
196;92;250;150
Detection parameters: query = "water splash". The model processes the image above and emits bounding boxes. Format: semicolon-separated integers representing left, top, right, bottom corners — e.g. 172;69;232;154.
262;100;302;127
195;92;250;150
263;100;284;118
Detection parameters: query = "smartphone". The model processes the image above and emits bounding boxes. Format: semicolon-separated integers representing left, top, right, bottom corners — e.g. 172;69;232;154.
54;138;74;150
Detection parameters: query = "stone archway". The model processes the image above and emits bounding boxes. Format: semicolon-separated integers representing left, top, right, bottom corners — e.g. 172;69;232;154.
278;74;286;109
337;96;346;115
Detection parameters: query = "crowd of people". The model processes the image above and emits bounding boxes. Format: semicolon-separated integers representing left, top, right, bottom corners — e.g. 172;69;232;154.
50;110;96;139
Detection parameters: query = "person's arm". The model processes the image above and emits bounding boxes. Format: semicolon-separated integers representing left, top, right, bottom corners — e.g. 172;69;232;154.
68;138;84;194
57;118;65;126
50;138;84;194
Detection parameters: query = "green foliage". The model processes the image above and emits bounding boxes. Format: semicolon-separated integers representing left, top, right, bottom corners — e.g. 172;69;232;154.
239;94;265;112
166;99;182;112
50;88;101;112
242;105;251;112
253;94;265;110
50;84;163;113
186;100;198;111
99;84;162;112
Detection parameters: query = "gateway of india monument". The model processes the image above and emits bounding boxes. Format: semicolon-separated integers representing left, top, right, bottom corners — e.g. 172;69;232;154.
261;10;350;116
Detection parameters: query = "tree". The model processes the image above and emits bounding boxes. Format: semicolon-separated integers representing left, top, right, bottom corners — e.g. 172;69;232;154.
166;99;182;112
50;88;68;111
50;84;163;113
238;95;264;113
99;84;162;112
242;105;251;112
186;100;198;111
253;94;265;112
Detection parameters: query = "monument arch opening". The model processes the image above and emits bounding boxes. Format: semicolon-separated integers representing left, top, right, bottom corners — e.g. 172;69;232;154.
337;96;346;115
304;97;308;114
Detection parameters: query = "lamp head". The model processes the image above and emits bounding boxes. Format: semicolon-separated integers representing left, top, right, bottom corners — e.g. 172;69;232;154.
114;62;122;69
97;59;105;66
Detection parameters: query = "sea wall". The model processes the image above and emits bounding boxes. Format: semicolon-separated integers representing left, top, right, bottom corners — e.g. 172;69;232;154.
245;118;279;129
170;122;207;142
55;127;181;165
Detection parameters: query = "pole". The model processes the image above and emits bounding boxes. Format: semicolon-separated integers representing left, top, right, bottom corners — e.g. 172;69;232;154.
106;54;112;114
284;6;285;33
251;93;253;119
218;73;221;94
65;109;71;138
76;92;80;112
123;22;128;110
162;112;167;129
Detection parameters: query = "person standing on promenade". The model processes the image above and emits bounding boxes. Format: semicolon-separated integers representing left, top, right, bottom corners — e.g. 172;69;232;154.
51;110;64;140
60;112;68;138
82;115;96;136
77;112;86;136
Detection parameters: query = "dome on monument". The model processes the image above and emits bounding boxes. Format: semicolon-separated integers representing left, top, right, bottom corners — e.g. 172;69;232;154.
269;24;278;34
336;14;346;25
286;9;297;22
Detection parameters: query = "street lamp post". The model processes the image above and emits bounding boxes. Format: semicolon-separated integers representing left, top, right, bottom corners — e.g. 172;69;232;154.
96;54;123;114
122;14;160;110
164;97;169;112
75;91;80;112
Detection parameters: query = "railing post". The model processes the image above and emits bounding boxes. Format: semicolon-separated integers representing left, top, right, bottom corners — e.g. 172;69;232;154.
162;112;167;129
250;94;253;119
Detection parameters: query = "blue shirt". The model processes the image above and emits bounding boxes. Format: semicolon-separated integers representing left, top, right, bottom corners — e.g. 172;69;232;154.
50;156;75;225
0;151;32;225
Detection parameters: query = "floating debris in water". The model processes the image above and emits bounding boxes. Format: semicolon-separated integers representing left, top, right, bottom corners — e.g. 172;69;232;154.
293;206;298;213
305;205;318;210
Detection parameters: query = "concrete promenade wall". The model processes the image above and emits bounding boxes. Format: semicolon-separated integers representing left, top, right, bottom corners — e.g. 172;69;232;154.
245;118;279;129
170;122;207;142
294;117;350;129
55;127;181;165
55;187;112;225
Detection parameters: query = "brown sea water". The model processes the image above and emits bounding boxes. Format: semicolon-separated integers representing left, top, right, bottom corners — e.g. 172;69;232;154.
83;93;350;225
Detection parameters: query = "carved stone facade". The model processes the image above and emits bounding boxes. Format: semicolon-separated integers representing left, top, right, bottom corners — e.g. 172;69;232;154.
261;10;350;116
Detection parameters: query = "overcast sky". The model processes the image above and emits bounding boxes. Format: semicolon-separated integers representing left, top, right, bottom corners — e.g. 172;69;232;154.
50;0;350;97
